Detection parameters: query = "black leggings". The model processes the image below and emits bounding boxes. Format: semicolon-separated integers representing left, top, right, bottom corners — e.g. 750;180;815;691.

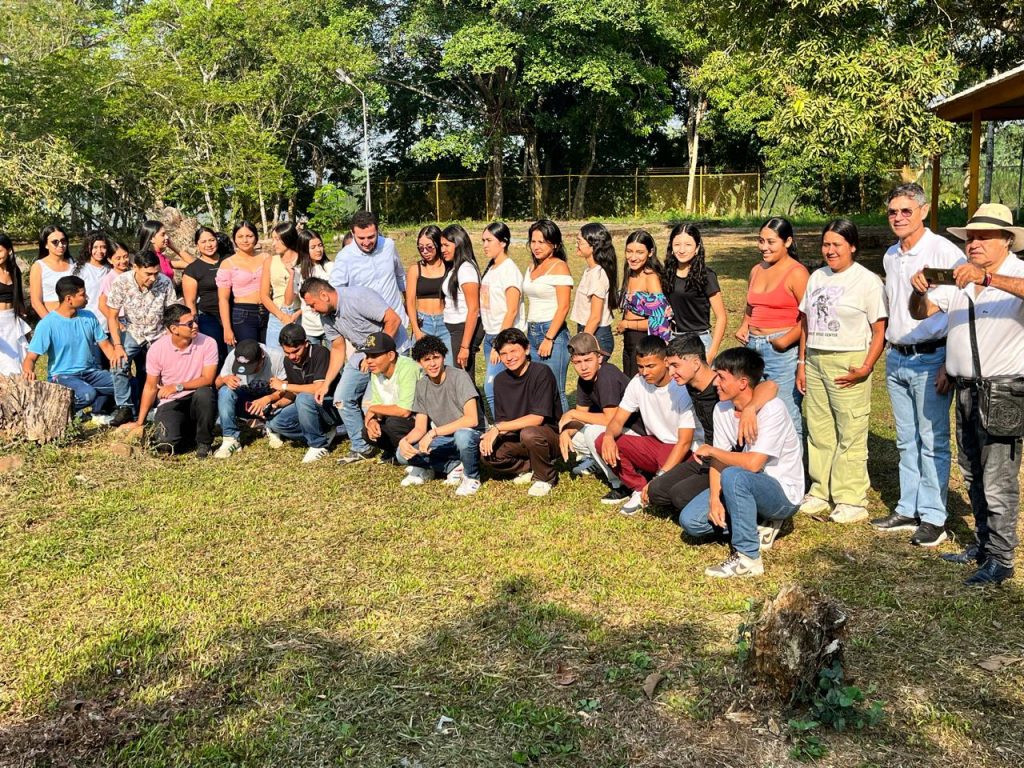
446;320;484;381
647;459;710;514
621;329;648;379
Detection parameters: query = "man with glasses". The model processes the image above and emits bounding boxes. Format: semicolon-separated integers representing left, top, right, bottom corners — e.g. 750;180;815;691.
871;183;965;547
118;304;218;457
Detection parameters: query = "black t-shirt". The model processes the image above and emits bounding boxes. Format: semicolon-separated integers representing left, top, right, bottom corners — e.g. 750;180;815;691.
669;268;721;334
494;361;562;427
284;344;336;389
575;362;645;435
688;378;719;445
183;258;222;315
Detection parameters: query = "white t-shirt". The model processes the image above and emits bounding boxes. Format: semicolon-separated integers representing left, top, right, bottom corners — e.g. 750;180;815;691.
713;397;804;505
523;268;574;323
441;262;480;324
882;228;965;344
570;265;613;328
80;263;112;330
930;254;1024;378
480;258;526;334
619;377;703;449
799;262;887;351
295;262;330;337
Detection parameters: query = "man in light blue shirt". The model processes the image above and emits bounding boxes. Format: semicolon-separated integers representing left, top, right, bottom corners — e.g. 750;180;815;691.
329;210;409;327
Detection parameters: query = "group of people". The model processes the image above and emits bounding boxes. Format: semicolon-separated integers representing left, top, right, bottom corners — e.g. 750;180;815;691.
3;190;1024;585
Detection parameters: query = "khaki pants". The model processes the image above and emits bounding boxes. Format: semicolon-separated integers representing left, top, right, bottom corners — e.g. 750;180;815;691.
804;349;872;506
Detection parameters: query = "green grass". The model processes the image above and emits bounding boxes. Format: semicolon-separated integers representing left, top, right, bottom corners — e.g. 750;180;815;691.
2;226;1023;766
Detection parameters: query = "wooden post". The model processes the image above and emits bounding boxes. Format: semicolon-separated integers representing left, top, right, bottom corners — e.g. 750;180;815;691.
634;168;639;218
930;155;941;231
434;173;442;223
383;177;390;222
969;111;982;216
755;171;761;217
567;171;572;218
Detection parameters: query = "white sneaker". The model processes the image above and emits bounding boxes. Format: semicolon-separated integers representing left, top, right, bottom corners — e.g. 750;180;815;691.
404;465;417;476
527;480;553;497
214;437;242;459
757;519;785;551
455;477;481;496
705;551;764;578
302;446;329;464
799;494;830;515
401;467;435;487
266;428;284;449
830;503;869;524
619;490;644;516
90;414;113;427
513;471;534;485
443;463;465;485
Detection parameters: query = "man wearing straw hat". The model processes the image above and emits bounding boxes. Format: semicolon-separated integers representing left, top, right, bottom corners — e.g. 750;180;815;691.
910;203;1024;586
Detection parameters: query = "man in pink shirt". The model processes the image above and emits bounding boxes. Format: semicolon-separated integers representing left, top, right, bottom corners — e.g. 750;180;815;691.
119;304;218;456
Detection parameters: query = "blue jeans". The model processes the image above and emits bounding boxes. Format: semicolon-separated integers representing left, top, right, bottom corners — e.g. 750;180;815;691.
231;303;267;344
266;308;297;352
333;362;371;453
576;323;615;356
396;428;482;479
482;333;506;421
218;383;273;439
417;312;453;366
746;331;802;439
528;321;569;412
680;466;799;558
111;331;149;412
885;347;952;525
197;312;227;368
266;393;339;449
52;369;114;415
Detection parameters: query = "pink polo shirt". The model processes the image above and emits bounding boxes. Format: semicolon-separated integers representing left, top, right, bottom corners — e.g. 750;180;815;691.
146;333;218;402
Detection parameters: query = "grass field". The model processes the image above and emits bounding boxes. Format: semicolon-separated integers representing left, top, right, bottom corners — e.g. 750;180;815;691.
2;222;1023;767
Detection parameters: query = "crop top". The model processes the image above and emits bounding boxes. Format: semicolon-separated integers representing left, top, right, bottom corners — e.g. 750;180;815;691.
415;264;448;300
523;269;574;323
747;265;801;328
0;281;13;303
215;260;264;298
37;259;73;302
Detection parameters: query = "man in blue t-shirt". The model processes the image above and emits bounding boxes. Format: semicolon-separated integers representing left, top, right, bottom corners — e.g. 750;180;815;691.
22;276;116;418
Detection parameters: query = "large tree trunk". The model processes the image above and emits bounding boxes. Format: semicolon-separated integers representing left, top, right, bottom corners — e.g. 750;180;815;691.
0;376;73;444
685;93;707;213
525;132;544;218
488;130;504;220
571;125;599;219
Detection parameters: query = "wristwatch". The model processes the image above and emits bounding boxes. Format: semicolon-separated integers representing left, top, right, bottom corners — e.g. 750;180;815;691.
281;382;289;392
175;383;184;393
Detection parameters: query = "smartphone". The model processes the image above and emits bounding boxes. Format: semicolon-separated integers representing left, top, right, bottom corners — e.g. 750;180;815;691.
923;267;957;286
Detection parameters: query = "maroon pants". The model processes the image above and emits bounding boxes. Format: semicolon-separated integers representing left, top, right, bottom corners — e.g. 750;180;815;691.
481;425;559;483
595;432;675;491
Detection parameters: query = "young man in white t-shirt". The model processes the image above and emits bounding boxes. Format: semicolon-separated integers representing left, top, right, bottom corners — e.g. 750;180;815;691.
680;346;804;578
596;335;702;515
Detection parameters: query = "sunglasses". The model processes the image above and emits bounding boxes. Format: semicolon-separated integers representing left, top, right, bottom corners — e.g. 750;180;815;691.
173;319;199;328
49;239;68;246
417;244;436;253
886;207;919;219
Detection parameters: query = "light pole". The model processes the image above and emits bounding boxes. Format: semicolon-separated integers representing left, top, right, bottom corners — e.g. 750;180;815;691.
336;67;371;212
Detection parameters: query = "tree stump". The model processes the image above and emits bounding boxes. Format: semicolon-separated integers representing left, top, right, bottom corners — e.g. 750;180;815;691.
743;584;848;703
0;375;73;443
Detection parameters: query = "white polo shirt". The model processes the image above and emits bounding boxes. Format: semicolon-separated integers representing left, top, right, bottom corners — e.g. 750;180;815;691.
930;254;1024;378
883;228;965;344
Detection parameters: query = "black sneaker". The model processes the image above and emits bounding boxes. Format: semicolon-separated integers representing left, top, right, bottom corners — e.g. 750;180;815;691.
941;543;986;566
600;486;631;505
870;512;918;532
196;443;212;459
109;405;135;427
910;522;947;547
964;559;1014;586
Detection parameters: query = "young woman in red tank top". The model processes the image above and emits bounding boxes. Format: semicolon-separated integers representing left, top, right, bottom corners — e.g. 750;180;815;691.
735;217;809;439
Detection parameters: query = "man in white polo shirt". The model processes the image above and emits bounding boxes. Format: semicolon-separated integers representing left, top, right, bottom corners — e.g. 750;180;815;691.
910;203;1024;586
871;183;965;548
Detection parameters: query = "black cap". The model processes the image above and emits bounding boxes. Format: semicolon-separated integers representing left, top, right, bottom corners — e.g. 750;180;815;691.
357;332;397;356
232;340;265;375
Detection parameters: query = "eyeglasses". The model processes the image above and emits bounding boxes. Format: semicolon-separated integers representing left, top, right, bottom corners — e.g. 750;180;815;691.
49;239;68;246
417;244;436;253
887;207;919;219
173;319;199;328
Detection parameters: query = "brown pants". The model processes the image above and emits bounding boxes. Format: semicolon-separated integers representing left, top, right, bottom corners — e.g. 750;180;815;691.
481;425;559;483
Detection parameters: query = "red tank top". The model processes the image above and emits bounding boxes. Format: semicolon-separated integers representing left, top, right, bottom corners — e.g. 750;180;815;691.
747;264;801;327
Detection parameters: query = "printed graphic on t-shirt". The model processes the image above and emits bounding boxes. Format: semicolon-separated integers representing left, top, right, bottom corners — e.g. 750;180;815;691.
807;285;842;338
480;284;490;310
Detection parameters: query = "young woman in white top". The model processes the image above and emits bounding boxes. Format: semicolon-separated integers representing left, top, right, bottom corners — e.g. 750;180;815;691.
523;218;574;410
29;225;74;317
440;224;483;379
0;233;31;375
287;228;332;346
479;221;525;417
261;221;301;351
73;231;113;332
571;222;618;355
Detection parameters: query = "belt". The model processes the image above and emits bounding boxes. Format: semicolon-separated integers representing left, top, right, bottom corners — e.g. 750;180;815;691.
951;376;977;389
889;338;946;356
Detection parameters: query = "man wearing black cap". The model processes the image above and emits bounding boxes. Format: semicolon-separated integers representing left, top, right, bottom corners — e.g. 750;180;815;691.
214;338;286;458
360;332;422;460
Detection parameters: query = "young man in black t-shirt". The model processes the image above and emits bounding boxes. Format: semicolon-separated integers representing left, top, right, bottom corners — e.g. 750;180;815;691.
481;327;562;497
558;333;637;504
266;323;341;463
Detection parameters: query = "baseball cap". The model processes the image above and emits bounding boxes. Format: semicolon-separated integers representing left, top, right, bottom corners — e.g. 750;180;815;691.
232;340;265;375
357;332;397;356
567;332;607;357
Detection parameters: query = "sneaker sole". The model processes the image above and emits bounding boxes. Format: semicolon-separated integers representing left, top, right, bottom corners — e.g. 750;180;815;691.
601;497;629;505
911;532;949;548
872;524;918;533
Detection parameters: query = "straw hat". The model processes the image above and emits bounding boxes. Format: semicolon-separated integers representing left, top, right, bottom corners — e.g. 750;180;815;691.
947;203;1024;252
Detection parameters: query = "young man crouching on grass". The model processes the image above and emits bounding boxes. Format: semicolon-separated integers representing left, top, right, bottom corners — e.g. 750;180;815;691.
680;347;804;578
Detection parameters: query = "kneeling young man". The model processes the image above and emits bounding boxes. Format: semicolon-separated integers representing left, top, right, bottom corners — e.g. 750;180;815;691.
680;347;804;578
481;327;562;497
361;332;421;460
397;335;484;495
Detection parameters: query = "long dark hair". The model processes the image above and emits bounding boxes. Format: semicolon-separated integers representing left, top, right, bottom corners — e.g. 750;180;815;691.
296;228;328;281
441;224;480;311
821;218;860;259
665;223;709;293
74;230;113;274
620;229;667;299
527;219;567;268
137;219;165;255
416;225;444;267
0;233;29;319
480;221;511;279
192;226;228;265
38;225;70;261
272;220;301;253
579;222;618;310
760;216;798;259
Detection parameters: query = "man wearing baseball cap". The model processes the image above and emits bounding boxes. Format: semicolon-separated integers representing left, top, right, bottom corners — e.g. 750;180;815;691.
360;332;422;461
214;338;286;458
910;203;1024;585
